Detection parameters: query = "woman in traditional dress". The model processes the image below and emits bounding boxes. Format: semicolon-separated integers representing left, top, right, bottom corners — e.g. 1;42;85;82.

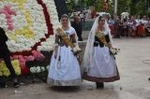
47;14;82;86
136;22;146;37
82;15;120;89
137;16;147;37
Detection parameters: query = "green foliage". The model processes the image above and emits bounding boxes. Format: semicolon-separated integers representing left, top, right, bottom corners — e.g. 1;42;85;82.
66;0;150;16
117;0;130;14
118;0;150;16
66;0;76;13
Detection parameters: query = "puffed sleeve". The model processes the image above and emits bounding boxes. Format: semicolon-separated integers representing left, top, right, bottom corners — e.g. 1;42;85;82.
70;27;76;35
70;27;77;43
70;33;76;43
105;34;110;43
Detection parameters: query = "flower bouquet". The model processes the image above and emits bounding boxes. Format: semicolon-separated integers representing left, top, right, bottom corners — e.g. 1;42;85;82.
109;48;120;55
56;27;82;54
29;65;49;83
0;60;21;77
95;31;120;55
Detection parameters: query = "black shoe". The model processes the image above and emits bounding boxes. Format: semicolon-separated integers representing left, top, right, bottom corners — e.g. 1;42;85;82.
14;82;20;88
96;82;104;89
0;82;7;88
0;76;7;88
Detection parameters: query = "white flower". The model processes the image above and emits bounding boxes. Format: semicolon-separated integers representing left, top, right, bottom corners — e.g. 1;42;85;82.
30;67;36;73
0;0;58;52
41;67;45;72
46;65;50;70
36;66;41;73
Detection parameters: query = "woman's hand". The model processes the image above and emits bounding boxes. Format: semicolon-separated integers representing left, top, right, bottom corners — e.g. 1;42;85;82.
54;51;57;59
107;42;112;49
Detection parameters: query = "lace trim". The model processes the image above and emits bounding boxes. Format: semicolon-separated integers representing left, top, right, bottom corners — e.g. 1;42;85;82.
47;78;82;86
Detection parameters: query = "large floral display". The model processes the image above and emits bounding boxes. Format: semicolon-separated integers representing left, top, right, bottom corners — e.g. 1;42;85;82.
0;0;59;76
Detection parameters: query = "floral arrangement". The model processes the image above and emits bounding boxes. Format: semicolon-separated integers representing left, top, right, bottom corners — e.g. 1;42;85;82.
42;0;60;30
109;48;120;55
10;50;45;75
0;60;21;77
30;65;49;74
0;0;59;76
95;31;120;55
29;65;49;82
37;35;55;52
0;0;59;53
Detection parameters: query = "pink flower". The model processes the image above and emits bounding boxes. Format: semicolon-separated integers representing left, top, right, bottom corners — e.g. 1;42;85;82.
24;55;35;61
32;50;45;60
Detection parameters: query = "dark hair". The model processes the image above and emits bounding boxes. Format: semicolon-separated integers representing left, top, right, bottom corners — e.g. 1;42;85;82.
61;14;69;20
98;16;103;22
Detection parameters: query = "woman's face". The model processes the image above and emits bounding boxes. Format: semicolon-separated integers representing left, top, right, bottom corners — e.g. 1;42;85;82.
98;17;105;26
61;17;69;27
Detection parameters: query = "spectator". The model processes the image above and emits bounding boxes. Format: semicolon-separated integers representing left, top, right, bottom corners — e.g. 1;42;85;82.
0;27;20;88
79;11;85;22
71;15;83;41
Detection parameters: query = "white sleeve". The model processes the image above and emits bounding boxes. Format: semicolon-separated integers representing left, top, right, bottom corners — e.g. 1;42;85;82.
70;27;76;35
53;29;57;35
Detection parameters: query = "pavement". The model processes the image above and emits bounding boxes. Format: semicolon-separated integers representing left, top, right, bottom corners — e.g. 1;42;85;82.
1;36;150;99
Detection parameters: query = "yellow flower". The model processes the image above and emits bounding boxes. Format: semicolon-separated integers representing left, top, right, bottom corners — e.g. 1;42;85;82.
2;67;10;77
12;60;21;75
0;60;21;76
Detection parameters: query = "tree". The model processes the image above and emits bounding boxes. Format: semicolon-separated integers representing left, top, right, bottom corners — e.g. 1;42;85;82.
66;0;150;17
129;0;150;16
66;0;76;13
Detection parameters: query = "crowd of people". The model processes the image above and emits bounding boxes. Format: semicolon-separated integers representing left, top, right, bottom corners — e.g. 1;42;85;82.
108;15;150;38
71;8;150;39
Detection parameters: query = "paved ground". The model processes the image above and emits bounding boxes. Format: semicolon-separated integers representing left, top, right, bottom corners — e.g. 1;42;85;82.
1;37;150;99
